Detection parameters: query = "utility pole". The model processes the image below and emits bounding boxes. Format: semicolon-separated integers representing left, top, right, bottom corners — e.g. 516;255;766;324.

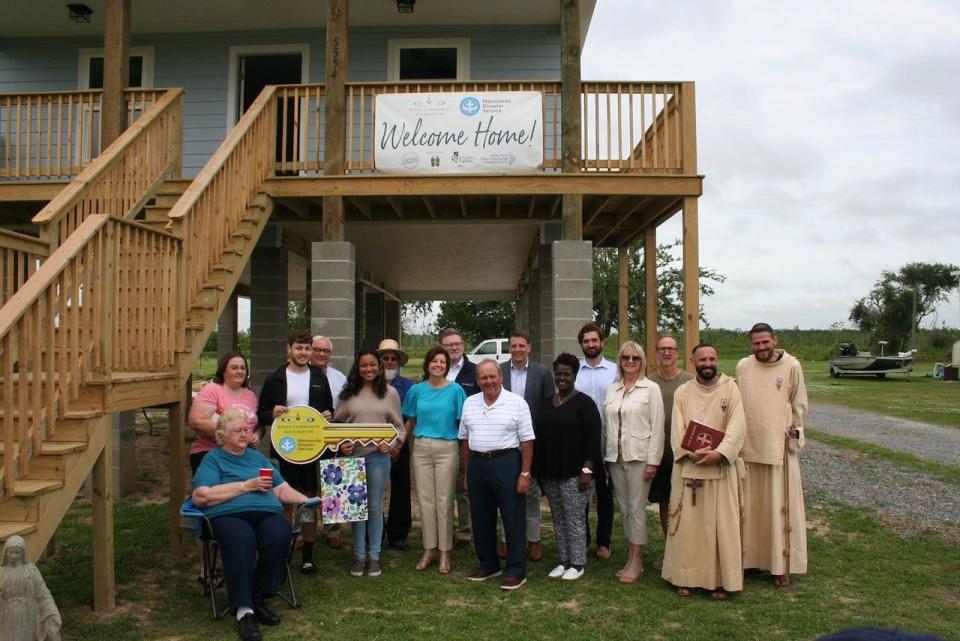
952;270;960;330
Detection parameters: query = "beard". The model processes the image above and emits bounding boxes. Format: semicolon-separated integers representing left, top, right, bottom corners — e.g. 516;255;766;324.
696;365;717;381
384;368;398;381
582;345;602;359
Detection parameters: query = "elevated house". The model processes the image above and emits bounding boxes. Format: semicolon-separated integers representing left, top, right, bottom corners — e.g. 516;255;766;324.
0;0;702;609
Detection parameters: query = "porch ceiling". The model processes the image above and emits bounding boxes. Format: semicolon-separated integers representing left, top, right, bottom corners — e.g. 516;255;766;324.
1;1;596;38
282;219;540;301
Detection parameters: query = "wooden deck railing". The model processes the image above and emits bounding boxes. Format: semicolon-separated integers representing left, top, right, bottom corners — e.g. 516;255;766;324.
0;214;181;495
167;86;275;307
0;89;169;180
0;229;47;308
272;80;695;175
31;88;183;248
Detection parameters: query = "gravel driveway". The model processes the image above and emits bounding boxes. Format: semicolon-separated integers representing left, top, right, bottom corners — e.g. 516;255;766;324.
806;403;960;466
800;440;960;533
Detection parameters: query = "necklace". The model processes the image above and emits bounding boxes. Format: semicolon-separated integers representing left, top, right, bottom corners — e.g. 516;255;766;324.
553;390;579;407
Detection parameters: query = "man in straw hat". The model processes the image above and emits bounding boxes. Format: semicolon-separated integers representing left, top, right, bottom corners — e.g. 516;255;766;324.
378;338;416;550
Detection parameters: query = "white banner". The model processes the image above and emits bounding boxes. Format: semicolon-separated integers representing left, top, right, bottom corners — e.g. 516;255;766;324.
374;92;543;174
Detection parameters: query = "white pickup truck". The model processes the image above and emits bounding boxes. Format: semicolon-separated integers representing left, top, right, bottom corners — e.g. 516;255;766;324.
466;338;510;364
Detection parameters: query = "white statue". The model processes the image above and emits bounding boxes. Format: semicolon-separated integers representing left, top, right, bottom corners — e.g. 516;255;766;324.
0;536;62;641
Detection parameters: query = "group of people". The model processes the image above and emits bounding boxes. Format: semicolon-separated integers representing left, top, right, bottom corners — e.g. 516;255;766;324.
187;322;810;640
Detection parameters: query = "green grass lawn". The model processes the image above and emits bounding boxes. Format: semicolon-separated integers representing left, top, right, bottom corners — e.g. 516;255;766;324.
798;360;959;429
42;498;959;641
706;355;959;430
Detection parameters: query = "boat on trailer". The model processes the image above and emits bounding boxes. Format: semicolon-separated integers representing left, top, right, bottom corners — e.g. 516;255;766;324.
828;342;914;379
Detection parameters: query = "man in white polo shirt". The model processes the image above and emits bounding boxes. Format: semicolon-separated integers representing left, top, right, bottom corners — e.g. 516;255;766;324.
459;359;535;591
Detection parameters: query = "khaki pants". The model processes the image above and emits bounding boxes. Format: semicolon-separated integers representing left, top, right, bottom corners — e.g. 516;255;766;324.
609;459;653;545
412;437;459;551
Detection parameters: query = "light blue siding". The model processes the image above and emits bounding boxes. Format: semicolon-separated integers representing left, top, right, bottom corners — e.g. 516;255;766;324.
1;25;559;176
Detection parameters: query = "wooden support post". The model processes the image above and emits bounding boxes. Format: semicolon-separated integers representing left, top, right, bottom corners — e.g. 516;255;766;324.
682;196;700;372
323;0;348;241
102;0;131;148
92;427;115;611
168;395;186;557
617;246;630;347
644;225;658;373
560;0;582;240
680;82;698;175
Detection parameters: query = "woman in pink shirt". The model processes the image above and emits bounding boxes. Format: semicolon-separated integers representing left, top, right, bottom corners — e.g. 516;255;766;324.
188;352;260;473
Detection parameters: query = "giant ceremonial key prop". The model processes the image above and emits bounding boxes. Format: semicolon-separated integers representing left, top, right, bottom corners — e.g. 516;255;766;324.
270;405;398;464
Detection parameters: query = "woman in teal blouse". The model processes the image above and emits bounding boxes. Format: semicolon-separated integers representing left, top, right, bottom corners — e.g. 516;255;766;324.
402;345;467;575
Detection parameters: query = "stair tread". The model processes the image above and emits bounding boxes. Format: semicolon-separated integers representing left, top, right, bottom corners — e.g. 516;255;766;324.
0;522;38;540
0;441;85;455
0;409;100;420
13;479;63;496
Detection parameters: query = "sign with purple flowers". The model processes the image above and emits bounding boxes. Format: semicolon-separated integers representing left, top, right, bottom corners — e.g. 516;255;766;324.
320;457;368;524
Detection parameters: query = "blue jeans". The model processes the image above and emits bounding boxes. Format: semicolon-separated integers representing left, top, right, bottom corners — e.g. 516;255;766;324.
352;451;391;561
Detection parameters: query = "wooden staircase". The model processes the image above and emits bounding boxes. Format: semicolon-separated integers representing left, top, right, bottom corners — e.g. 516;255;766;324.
140;178;191;232
0;83;281;607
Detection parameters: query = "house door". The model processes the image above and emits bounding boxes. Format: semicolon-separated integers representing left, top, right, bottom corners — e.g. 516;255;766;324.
237;54;302;168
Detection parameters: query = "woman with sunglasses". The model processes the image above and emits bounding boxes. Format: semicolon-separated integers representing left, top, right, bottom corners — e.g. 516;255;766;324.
602;341;665;584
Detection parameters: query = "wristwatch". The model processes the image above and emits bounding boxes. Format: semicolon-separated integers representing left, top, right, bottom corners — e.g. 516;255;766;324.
519;471;532;479
581;467;593;475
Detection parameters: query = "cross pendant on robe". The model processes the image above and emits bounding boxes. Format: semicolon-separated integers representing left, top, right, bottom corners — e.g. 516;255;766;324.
685;479;703;506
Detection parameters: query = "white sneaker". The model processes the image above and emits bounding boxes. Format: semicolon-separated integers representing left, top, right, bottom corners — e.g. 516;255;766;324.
561;567;584;581
548;564;566;579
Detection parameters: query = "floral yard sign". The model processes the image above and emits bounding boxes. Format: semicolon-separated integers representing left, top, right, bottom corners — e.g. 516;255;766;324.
320;457;368;523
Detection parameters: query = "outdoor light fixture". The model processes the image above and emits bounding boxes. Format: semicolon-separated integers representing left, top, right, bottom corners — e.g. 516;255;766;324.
67;3;93;23
396;0;415;13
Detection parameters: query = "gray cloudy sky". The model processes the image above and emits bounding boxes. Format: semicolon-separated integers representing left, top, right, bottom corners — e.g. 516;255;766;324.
583;0;960;330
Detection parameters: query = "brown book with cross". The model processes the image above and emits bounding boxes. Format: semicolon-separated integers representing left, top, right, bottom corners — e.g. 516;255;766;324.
681;420;726;451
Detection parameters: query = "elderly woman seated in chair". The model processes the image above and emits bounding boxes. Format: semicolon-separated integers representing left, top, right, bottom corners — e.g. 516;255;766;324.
192;408;315;641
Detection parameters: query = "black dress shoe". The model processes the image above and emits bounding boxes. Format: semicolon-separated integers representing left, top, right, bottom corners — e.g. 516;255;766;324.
388;539;408;551
237;613;263;641
253;600;281;626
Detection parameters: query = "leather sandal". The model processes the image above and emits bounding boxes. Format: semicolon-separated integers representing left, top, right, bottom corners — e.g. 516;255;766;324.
773;575;791;588
710;588;729;600
415;550;437;571
677;586;694;597
438;551;451;575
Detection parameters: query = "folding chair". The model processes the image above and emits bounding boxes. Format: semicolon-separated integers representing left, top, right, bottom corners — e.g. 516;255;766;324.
180;497;321;620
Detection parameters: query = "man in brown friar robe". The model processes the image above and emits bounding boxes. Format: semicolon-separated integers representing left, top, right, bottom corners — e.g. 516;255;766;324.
661;343;745;599
736;322;808;587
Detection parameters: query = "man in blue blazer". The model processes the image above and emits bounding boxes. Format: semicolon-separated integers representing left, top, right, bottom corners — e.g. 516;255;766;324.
500;329;555;561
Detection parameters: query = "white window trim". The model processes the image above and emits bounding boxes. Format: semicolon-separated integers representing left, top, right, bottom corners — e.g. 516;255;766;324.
387;37;470;82
226;43;311;129
78;46;156;89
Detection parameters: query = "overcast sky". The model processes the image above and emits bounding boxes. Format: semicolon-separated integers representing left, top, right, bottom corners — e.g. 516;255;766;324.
582;0;960;330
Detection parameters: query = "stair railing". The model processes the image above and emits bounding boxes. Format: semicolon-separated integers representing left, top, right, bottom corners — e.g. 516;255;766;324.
0;214;181;497
31;88;184;250
167;86;276;314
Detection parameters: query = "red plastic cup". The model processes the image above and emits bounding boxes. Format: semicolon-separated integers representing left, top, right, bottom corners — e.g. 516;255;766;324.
259;468;273;482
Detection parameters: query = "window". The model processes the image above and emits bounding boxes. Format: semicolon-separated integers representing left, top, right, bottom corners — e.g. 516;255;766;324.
78;47;155;89
475;341;498;355
388;38;469;81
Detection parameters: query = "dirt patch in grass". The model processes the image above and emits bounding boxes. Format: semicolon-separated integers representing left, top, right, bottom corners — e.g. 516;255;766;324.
806;516;831;537
878;513;960;542
132;409;192;503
